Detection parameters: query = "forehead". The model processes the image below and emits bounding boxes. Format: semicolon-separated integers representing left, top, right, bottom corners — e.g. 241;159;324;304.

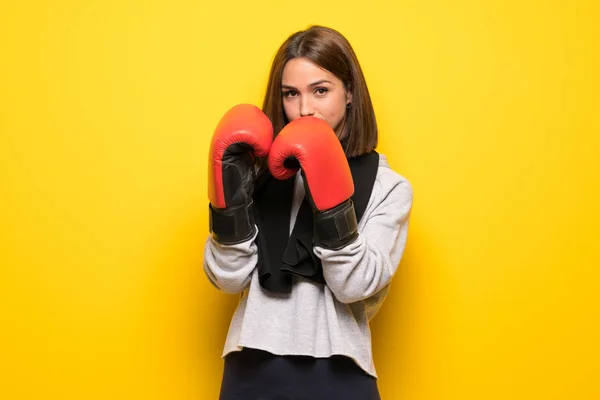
281;57;338;85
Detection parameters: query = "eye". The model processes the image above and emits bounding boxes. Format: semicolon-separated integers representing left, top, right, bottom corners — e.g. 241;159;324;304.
315;87;328;96
283;90;298;98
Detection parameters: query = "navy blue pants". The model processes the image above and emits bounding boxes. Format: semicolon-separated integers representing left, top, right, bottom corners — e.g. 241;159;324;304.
219;348;381;400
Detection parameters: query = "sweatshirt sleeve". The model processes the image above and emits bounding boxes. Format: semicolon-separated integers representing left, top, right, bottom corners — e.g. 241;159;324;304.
315;174;413;304
202;227;259;294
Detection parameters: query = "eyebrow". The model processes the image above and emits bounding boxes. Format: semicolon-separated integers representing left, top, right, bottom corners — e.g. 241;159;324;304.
281;79;332;89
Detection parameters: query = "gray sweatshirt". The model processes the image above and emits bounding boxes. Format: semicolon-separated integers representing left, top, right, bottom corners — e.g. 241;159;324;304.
203;153;413;378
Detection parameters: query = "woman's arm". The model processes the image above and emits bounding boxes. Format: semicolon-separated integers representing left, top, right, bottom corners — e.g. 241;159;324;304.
316;175;413;304
203;228;259;294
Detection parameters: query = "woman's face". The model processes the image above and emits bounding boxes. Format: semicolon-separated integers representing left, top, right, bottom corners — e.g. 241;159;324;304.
281;57;352;136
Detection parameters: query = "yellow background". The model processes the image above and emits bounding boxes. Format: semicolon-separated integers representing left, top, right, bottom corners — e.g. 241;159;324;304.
1;0;599;398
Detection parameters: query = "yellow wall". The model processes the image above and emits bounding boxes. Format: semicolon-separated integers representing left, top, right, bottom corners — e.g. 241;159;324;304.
1;0;598;398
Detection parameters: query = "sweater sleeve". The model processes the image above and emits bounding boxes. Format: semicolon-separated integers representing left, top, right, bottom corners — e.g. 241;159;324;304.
202;227;259;294
315;175;413;304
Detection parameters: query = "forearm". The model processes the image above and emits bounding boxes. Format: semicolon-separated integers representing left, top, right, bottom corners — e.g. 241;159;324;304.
317;177;413;304
317;230;406;303
203;227;259;294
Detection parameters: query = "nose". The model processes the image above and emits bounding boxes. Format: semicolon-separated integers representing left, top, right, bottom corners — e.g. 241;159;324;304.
299;96;315;117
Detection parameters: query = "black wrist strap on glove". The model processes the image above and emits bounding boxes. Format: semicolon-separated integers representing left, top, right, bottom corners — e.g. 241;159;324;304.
209;201;256;244
313;199;359;250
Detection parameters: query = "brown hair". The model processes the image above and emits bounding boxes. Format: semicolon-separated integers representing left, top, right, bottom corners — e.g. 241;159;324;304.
262;25;378;158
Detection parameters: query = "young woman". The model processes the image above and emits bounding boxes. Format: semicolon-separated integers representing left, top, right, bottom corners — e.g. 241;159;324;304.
204;25;413;400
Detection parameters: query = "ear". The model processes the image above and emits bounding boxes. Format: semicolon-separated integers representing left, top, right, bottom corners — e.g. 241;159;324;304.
346;91;353;105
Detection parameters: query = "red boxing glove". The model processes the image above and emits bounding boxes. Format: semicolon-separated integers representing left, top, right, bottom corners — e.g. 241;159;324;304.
268;116;358;249
208;104;273;243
